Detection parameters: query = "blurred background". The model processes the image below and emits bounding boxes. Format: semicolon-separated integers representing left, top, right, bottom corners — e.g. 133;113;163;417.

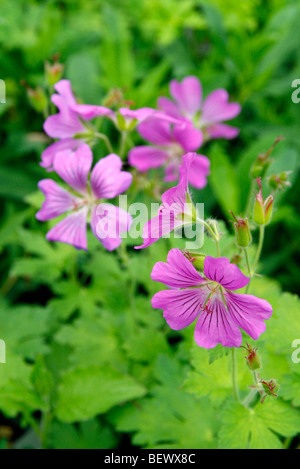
0;0;299;449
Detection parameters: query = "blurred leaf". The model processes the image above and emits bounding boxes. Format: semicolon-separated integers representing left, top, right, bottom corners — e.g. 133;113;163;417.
55;366;146;423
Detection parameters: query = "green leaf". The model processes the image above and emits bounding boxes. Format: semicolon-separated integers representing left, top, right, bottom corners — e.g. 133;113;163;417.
208;344;231;364
55;366;146;423
210;145;240;214
110;355;218;449
219;400;300;449
280;374;300;407
184;344;250;405
267;293;300;357
49;420;117;450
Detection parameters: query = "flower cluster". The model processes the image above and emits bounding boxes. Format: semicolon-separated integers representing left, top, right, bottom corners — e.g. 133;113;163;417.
36;73;276;356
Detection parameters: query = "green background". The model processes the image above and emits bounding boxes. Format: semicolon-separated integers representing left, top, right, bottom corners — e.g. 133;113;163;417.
0;0;299;450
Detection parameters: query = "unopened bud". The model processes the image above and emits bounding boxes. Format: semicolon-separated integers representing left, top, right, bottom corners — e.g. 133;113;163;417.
251;137;283;180
260;379;280;403
230;212;252;248
242;343;261;371
28;87;48;113
231;253;243;265
253;178;274;226
187;253;206;271
269;172;292;191
45;61;64;87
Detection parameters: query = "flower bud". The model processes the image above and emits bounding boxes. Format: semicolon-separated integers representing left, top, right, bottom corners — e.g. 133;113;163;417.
269;172;292;191
27;86;48;114
250;137;283;180
243;343;261;371
188;253;206;271
45;60;64;87
231;253;243;265
230;212;252;248
260;379;280;403
253;178;274;226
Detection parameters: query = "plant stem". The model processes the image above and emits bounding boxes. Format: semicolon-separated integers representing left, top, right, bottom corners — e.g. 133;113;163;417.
244;226;265;294
244;248;252;293
95;132;114;153
252;225;265;274
231;348;240;401
244;179;255;217
242;370;259;408
201;220;220;257
119;131;128;159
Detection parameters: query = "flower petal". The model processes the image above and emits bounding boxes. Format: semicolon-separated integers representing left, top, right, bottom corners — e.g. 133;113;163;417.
164;163;179;182
173;124;203;151
170;76;202;116
204;256;249;291
188;155;210;189
128;146;169;172
227;292;273;340
46;207;88;251
70;103;114;120
161;152;194;208
36;179;81;221
53;144;92;193
91;154;132;199
152;288;206;331
43;110;84;139
151;248;205;288
41;138;82;170
157;96;182;119
134;210;181;250
206;123;240;140
119;107;181;125
44;80;84;139
202;89;241;125
91;203;132;251
194;297;243;348
54;80;77;106
137;118;172;145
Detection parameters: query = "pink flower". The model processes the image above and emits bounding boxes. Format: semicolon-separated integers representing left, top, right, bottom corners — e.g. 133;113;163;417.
36;144;132;251
151;250;272;349
42;80;113;169
158;76;241;140
135;153;200;249
128;117;210;188
42;80;182;169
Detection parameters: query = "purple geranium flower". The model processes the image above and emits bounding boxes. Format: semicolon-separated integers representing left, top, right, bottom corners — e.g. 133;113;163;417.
36;144;132;251
158;76;241;140
128;117;210;189
135;152;200;249
151;249;272;349
42;80;182;169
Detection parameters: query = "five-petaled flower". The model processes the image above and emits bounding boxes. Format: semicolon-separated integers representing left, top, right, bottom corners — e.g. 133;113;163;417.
42;80;181;169
135;152;201;249
36;144;132;251
158;76;241;141
151;249;272;349
129;117;210;188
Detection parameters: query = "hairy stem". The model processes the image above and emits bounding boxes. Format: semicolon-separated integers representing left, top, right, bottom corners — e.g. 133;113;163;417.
252;225;265;274
231;348;240;402
95;132;114;153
